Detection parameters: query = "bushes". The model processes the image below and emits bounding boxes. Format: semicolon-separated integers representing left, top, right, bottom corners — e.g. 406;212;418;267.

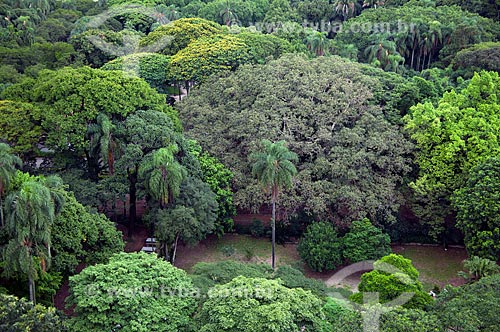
298;219;391;272
342;218;391;264
350;254;433;310
297;221;343;272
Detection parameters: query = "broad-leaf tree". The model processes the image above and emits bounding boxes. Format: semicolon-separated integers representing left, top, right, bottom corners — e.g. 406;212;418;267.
67;252;197;332
196;276;325;332
405;71;500;239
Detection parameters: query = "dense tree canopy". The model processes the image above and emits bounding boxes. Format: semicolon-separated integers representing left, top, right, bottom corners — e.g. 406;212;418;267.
179;54;412;225
196;276;325;332
351;254;433;309
452;157;500;259
67;252;197;332
405;71;500;237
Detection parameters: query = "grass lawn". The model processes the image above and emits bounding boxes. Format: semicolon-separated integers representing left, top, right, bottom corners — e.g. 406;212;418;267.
174;234;468;290
392;245;468;289
175;233;301;272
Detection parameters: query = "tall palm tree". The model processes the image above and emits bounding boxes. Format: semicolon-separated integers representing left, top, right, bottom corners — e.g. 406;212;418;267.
139;144;187;208
88;113;120;175
250;140;298;269
0;143;22;227
3;179;58;304
306;31;328;57
333;0;357;21
220;0;238;26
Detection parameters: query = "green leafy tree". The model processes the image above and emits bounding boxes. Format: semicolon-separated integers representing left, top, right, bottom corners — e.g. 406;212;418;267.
139;144;186;208
451;42;500;79
351;254;433;309
250;139;297;269
2;173;64;303
342;218;391;264
51;190;124;275
151;176;217;263
433;274;500;332
190;260;327;296
405;71;500;238
169;33;249;86
189;141;236;234
178;54;412;227
298;221;343;272
67;252;196;332
0;293;67;332
196;276;325;332
452;157;500;259
139;17;224;56
114;109;180;234
305;30;329;56
0;143;22;227
0;101;42;158
101;52;172;93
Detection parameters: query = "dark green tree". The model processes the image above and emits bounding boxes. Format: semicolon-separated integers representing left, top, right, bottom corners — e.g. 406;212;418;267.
342;218;391;263
297;221;343;272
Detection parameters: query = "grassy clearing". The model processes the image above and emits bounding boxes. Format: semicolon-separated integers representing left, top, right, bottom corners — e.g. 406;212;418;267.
392;245;467;289
175;234;468;290
175;234;301;272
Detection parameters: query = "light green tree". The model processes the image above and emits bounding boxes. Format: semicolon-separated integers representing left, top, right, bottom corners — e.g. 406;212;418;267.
67;252;196;332
250;139;297;269
197;276;325;332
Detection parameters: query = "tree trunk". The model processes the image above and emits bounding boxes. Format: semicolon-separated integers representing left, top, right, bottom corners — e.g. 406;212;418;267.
127;166;138;237
271;197;276;270
171;234;180;265
28;256;35;304
0;195;4;228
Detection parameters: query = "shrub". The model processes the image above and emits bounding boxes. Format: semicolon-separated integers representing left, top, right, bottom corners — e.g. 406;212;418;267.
297;221;343;272
350;254;433;309
342;218;391;263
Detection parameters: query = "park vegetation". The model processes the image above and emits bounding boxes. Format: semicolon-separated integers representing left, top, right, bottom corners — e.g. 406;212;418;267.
0;0;499;331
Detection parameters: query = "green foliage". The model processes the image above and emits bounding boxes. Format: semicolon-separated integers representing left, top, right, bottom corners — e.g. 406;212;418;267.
67;252;196;332
405;71;500;237
335;3;500;71
196;276;325;332
452;157;500;259
0;293;67;332
102;52;172;93
2;66;176;156
70;29;141;67
298;221;343;272
0;42;78;73
150;176;218;262
51;190;124;274
250;218;266;237
169;33;249;83
179;54;412;225
451;42;500;79
351;254;433;309
342;218;391;264
140;17;224;55
0;100;42;156
380;308;441;332
189;141;236;234
433;274;500;332
235;30;293;64
458;256;500;282
190;260;327;296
